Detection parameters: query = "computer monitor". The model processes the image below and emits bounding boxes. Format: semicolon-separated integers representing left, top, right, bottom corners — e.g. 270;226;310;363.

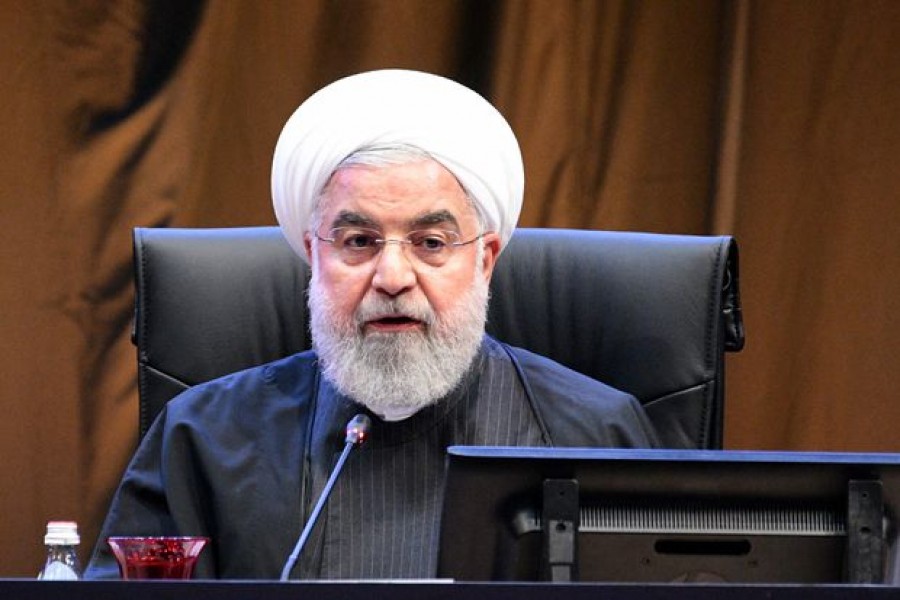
437;447;900;584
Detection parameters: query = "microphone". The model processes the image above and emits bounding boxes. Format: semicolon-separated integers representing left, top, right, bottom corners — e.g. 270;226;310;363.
279;414;372;581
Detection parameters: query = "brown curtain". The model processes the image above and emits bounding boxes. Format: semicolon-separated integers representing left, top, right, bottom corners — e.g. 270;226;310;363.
2;0;899;576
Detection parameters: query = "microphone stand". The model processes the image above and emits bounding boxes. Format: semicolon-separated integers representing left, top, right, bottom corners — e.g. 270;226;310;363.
280;414;371;581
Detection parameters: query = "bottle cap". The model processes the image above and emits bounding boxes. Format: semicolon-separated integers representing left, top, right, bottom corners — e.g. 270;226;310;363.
44;521;80;546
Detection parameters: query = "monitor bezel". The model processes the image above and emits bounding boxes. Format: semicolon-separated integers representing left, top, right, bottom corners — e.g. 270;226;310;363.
437;447;900;584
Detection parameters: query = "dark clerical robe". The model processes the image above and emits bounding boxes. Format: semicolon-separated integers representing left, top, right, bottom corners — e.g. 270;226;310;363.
85;335;658;580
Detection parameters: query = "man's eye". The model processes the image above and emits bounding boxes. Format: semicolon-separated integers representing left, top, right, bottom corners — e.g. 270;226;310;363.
412;233;449;252
343;233;379;249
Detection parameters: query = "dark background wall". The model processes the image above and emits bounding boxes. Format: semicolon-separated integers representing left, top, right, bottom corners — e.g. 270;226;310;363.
2;0;899;576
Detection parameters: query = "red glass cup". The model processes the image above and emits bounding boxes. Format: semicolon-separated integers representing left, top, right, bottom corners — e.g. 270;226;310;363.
107;536;209;580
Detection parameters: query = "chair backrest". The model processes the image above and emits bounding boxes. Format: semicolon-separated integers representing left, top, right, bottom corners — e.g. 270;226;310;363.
132;227;744;448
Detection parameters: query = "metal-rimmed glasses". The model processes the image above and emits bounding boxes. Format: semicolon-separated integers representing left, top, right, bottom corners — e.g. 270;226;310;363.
315;227;485;267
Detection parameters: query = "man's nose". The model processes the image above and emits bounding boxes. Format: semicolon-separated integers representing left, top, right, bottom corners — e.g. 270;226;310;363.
371;242;417;296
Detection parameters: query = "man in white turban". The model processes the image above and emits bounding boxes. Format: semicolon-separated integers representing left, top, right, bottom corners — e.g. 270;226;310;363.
86;70;657;582
272;69;526;421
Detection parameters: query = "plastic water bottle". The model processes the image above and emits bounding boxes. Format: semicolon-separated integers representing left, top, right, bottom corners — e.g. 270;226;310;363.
37;521;81;580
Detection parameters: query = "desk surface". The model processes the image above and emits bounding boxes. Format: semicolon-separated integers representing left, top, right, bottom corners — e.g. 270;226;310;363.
2;580;898;600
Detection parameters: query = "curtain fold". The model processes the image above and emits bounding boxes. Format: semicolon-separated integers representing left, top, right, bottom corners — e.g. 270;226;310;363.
2;0;900;576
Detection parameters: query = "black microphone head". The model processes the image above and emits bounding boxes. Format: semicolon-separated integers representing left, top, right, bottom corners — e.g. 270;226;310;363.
345;414;372;445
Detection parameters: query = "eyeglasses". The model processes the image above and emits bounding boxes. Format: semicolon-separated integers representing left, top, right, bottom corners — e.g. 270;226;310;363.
315;227;484;267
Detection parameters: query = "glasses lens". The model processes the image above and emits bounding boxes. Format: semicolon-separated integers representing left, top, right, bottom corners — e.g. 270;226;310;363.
323;227;467;266
327;228;381;263
407;230;460;265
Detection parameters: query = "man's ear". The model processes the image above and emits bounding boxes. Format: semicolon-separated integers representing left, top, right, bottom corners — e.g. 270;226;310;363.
480;232;502;282
303;232;314;262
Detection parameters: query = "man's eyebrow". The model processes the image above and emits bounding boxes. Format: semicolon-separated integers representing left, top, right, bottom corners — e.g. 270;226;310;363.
331;211;378;229
411;210;460;230
329;209;461;230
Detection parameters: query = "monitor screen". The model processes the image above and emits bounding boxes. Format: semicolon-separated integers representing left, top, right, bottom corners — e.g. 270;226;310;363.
437;447;900;584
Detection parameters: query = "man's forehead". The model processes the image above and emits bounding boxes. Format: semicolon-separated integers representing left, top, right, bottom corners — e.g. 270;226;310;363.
316;162;479;230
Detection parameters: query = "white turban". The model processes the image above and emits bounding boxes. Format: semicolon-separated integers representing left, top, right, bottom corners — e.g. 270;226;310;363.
271;69;524;263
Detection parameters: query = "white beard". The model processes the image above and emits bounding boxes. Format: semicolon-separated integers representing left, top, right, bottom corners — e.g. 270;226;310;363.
308;255;489;420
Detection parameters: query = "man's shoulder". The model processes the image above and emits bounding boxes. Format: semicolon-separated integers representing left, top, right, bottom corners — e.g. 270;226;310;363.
165;350;319;425
486;337;657;448
489;338;631;403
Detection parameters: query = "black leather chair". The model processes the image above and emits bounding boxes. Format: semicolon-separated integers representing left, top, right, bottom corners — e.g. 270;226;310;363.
132;227;744;449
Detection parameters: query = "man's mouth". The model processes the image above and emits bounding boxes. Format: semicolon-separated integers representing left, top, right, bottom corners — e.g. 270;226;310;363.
364;315;424;333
